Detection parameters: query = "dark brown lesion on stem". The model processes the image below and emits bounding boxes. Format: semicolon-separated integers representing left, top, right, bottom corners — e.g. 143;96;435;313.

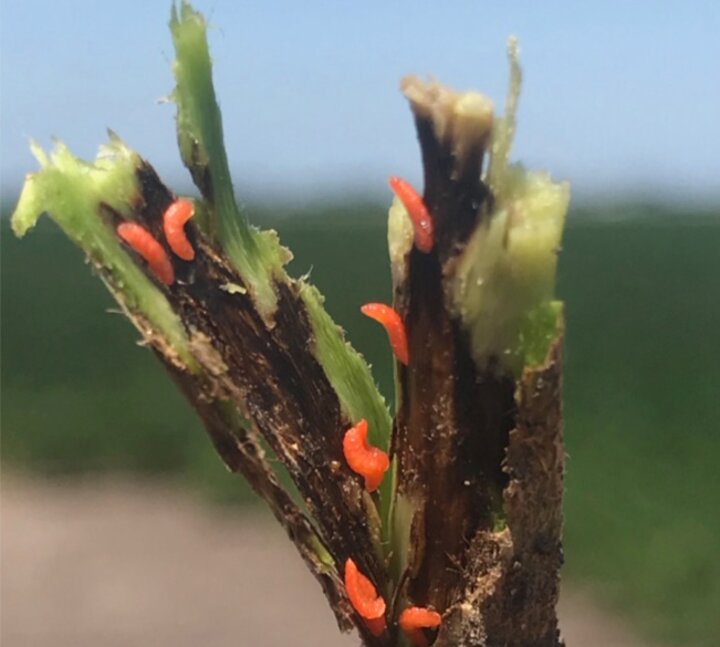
394;88;515;614
413;115;492;252
394;79;563;647
120;161;392;645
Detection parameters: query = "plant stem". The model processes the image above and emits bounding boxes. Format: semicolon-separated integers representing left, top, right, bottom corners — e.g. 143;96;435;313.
11;9;569;645
388;49;566;645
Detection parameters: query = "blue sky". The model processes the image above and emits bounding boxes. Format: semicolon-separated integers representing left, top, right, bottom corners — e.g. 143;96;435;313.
2;0;719;204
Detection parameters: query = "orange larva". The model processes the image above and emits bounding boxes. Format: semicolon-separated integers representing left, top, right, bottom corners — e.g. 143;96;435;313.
360;302;409;366
162;198;195;261
116;222;175;286
398;606;443;647
342;419;390;493
388;176;434;253
344;558;387;636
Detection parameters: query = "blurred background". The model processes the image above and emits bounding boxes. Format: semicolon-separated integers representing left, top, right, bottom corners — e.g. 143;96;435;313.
2;1;719;646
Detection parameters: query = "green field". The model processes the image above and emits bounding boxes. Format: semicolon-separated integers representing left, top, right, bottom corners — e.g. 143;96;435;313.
2;202;719;645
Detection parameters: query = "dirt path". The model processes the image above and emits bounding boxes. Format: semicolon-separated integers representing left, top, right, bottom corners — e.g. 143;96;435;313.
2;476;653;647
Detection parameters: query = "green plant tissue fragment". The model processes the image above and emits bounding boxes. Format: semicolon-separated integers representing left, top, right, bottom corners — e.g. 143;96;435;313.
518;300;564;368
451;167;568;375
11;138;194;367
170;1;290;319
300;283;392;449
387;196;414;287
486;36;522;204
